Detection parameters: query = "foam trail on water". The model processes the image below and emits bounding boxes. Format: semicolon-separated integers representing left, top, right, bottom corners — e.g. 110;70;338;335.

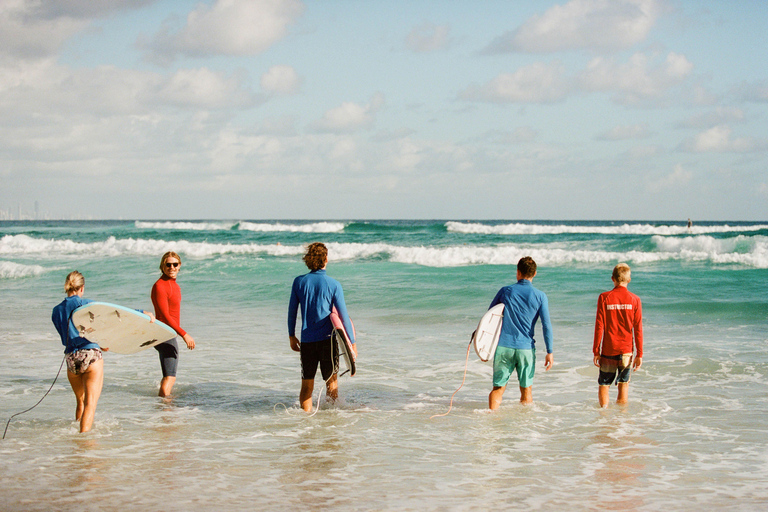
447;221;768;236
0;260;46;279
135;221;346;233
2;234;766;268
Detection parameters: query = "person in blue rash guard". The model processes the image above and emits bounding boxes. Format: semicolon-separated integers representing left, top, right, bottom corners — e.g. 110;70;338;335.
288;242;357;412
488;256;554;409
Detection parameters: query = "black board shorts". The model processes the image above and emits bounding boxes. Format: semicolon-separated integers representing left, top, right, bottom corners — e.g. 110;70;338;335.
300;338;339;381
154;338;179;377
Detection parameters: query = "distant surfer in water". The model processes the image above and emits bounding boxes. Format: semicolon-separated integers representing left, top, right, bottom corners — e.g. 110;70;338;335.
592;263;643;407
488;257;554;408
151;251;196;397
288;242;357;412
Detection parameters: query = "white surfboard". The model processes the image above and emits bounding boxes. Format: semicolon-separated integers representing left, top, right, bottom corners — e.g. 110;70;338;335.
71;302;177;355
472;304;504;362
330;306;356;377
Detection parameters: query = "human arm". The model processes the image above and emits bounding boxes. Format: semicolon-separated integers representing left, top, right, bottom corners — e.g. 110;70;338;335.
539;294;554;355
633;296;643;359
593;294;605;360
288;279;301;349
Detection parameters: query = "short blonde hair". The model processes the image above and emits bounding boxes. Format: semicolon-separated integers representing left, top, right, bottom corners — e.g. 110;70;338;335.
64;270;84;294
612;263;631;284
159;251;182;272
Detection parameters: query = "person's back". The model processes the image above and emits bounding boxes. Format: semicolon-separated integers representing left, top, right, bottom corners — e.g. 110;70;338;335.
594;285;642;357
593;263;643;407
492;280;551;351
488;256;553;409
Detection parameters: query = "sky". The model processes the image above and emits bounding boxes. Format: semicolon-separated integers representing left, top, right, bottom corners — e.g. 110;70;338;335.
0;0;767;221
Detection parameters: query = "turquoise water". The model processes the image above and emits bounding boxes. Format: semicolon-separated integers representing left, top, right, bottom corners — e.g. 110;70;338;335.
1;220;767;510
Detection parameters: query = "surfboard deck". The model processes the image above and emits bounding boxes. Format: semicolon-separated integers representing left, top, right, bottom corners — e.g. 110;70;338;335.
330;306;356;377
71;302;177;355
472;303;504;362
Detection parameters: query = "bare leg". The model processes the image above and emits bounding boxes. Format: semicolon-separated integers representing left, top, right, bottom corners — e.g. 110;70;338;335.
617;382;629;404
158;376;176;397
519;386;533;405
598;385;610;408
300;379;315;412
325;374;338;402
67;371;85;422
78;358;104;433
489;385;506;410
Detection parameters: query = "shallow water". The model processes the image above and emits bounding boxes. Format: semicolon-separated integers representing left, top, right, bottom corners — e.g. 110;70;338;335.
1;220;767;510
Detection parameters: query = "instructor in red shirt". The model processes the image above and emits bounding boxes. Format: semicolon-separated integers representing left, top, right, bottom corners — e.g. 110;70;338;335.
152;251;196;397
593;263;643;408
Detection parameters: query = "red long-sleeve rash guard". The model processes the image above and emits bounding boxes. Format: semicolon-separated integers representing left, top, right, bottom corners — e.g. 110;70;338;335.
151;276;187;338
593;286;643;358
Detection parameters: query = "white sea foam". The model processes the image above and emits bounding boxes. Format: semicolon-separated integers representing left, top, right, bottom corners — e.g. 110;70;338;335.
0;260;46;279
447;221;768;236
238;221;345;233
2;234;766;267
651;235;768;268
135;221;238;231
135;220;346;233
0;234;303;259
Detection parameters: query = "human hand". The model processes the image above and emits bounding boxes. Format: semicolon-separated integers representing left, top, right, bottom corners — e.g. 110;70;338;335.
289;336;301;352
594;355;601;367
633;356;642;371
183;333;196;350
145;311;156;322
544;353;554;371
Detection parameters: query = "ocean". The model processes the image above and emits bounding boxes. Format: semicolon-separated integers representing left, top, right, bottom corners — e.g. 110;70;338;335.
1;219;767;511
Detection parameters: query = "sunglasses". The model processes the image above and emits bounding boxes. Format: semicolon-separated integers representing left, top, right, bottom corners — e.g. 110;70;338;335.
165;262;180;268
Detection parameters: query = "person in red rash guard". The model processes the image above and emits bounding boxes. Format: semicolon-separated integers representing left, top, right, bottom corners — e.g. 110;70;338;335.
151;251;196;397
593;263;643;408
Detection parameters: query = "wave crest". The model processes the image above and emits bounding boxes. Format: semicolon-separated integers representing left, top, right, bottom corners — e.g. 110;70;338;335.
447;221;768;236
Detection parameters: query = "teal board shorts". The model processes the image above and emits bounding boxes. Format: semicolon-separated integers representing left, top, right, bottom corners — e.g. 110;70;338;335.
493;347;535;389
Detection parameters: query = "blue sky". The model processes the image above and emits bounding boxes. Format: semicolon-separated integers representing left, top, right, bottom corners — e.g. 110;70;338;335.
1;0;766;220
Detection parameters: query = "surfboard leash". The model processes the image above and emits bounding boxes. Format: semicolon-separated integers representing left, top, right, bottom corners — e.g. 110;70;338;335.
430;339;473;420
3;355;67;440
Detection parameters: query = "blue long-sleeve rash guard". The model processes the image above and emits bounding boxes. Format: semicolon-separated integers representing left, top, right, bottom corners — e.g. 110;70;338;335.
52;295;99;354
490;279;553;353
288;269;355;344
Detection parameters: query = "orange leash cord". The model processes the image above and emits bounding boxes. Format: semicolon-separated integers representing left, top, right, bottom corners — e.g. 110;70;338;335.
430;340;472;420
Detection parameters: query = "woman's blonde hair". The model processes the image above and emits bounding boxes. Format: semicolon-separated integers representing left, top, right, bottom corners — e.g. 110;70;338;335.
159;251;182;273
64;270;85;294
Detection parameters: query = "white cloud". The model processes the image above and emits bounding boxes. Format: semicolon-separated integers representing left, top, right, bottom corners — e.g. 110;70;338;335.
596;123;651;140
146;0;304;62
152;68;256;109
681;125;767;153
459;61;571;103
313;93;385;133
260;65;301;95
405;23;451;53
483;0;660;54
647;163;692;192
0;0;154;60
580;51;693;103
